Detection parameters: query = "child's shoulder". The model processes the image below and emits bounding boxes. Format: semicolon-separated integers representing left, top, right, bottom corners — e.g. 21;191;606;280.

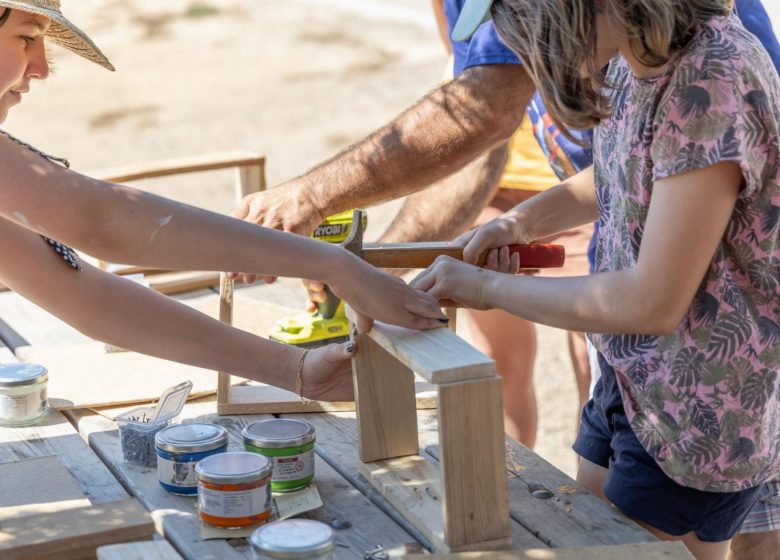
671;13;776;92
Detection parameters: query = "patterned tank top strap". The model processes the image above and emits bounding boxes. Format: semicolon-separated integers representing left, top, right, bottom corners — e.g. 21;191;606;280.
1;129;82;271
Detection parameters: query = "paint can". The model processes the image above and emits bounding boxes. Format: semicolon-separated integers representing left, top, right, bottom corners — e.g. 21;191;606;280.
196;451;273;528
251;519;335;559
0;363;48;427
155;423;228;495
243;419;315;492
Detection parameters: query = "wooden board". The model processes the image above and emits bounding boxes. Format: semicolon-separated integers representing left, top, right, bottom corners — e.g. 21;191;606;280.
346;308;495;384
66;400;427;559
289;411;542;551
290;411;655;549
0;498;155;560
98;541;183;560
0;410;129;506
403;542;695;559
0;456;91;521
437;378;510;550
217;379;436;415
351;334;419;463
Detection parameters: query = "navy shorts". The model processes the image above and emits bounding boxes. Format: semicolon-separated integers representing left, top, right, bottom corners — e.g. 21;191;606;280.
573;354;763;542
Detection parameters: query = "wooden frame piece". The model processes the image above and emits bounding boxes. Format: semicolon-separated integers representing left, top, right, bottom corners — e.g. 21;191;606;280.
347;308;511;553
91;151;267;292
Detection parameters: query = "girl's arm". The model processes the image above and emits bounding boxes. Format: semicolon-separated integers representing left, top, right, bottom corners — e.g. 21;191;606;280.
0;217;353;401
0;136;446;330
457;166;599;264
414;162;741;335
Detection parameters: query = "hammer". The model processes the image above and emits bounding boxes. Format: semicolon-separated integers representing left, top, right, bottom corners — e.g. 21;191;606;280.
341;209;565;269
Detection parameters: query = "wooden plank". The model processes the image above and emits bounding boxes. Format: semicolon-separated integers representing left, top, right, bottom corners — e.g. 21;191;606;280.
145;271;221;295
0;498;155;560
98;541;183;560
217;378;436;415
0;292;90;350
90;151;265;184
292;411;543;551
346;308;495;384
403;542;695;559
217;274;234;407
438;377;511;551
351;334;419;462
0;410;129;505
66;401;427;559
17;343;222;410
0;456;90;521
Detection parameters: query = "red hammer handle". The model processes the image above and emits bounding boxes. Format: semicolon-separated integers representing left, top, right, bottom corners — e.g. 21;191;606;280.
476;243;566;268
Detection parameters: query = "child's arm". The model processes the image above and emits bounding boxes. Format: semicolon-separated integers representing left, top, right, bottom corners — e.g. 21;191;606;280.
0;217;354;401
0;137;446;330
457;166;599;264
413;162;741;336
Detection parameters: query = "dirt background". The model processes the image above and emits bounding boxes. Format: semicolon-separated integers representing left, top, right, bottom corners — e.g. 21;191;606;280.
5;0;779;478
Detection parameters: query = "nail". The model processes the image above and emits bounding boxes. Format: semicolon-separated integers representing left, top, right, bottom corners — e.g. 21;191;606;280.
438;318;450;324
346;342;355;353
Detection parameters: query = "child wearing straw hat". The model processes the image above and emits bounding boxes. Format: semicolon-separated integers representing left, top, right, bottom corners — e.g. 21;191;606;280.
0;0;448;401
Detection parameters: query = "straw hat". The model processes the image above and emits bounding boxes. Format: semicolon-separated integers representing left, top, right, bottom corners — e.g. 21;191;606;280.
0;0;114;70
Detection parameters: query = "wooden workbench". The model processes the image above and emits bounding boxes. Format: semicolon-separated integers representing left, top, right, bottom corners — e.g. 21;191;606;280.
0;283;670;559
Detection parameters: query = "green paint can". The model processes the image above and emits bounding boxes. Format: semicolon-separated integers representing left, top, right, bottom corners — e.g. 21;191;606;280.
242;419;315;492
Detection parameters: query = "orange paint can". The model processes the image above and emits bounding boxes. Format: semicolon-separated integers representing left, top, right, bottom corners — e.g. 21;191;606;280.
196;452;273;528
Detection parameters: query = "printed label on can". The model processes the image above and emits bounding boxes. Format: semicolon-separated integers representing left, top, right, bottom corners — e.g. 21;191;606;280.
272;449;315;482
158;457;199;489
198;483;271;518
0;389;46;420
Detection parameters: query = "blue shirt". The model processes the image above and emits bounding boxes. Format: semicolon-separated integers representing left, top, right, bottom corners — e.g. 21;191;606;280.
445;0;780;181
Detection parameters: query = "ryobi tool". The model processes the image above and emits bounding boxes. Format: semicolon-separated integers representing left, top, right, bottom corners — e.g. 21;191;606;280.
269;211;366;348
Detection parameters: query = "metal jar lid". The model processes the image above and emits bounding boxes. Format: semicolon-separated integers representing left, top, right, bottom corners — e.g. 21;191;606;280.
250;519;335;558
196;451;272;485
155;423;228;454
243;419;315;449
0;363;48;388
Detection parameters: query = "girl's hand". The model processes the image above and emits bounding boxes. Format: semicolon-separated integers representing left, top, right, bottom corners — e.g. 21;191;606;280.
302;342;356;402
456;212;532;265
411;255;506;311
331;260;448;333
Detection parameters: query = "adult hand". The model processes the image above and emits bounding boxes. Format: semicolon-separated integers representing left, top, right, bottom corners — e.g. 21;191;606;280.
229;181;325;284
331;260;449;333
456;211;532;265
411;254;513;311
301;341;356;401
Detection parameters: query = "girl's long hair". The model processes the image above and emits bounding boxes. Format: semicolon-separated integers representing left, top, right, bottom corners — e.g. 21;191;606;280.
492;0;733;136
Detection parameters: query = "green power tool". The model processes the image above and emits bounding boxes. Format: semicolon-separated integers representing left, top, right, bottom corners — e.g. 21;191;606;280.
268;210;367;349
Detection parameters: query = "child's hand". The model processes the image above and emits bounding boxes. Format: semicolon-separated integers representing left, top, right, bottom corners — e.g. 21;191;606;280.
302;342;356;402
331;263;448;332
411;255;505;311
456;213;531;265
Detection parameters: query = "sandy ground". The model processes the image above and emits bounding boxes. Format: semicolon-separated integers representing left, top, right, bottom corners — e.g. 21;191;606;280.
5;1;778;478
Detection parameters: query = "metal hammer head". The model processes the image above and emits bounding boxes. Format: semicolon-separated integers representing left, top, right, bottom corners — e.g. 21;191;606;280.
341;209;366;258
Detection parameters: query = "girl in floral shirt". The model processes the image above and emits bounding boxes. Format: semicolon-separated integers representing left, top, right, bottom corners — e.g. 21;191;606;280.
416;1;779;558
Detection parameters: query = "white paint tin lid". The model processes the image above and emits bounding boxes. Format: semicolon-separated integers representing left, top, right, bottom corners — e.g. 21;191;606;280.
0;363;48;387
155;422;228;453
250;519;335;558
243;418;315;449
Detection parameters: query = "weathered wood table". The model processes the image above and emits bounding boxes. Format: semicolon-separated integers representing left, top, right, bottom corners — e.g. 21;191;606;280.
0;283;676;559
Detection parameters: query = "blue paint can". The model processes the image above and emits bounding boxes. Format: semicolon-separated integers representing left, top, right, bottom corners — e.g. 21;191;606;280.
155;423;228;495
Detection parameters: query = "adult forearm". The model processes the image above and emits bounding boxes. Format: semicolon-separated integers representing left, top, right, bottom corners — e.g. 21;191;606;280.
380;144;508;243
299;65;532;217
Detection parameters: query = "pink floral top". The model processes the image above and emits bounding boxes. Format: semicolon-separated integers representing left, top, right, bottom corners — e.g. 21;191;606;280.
589;14;780;492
